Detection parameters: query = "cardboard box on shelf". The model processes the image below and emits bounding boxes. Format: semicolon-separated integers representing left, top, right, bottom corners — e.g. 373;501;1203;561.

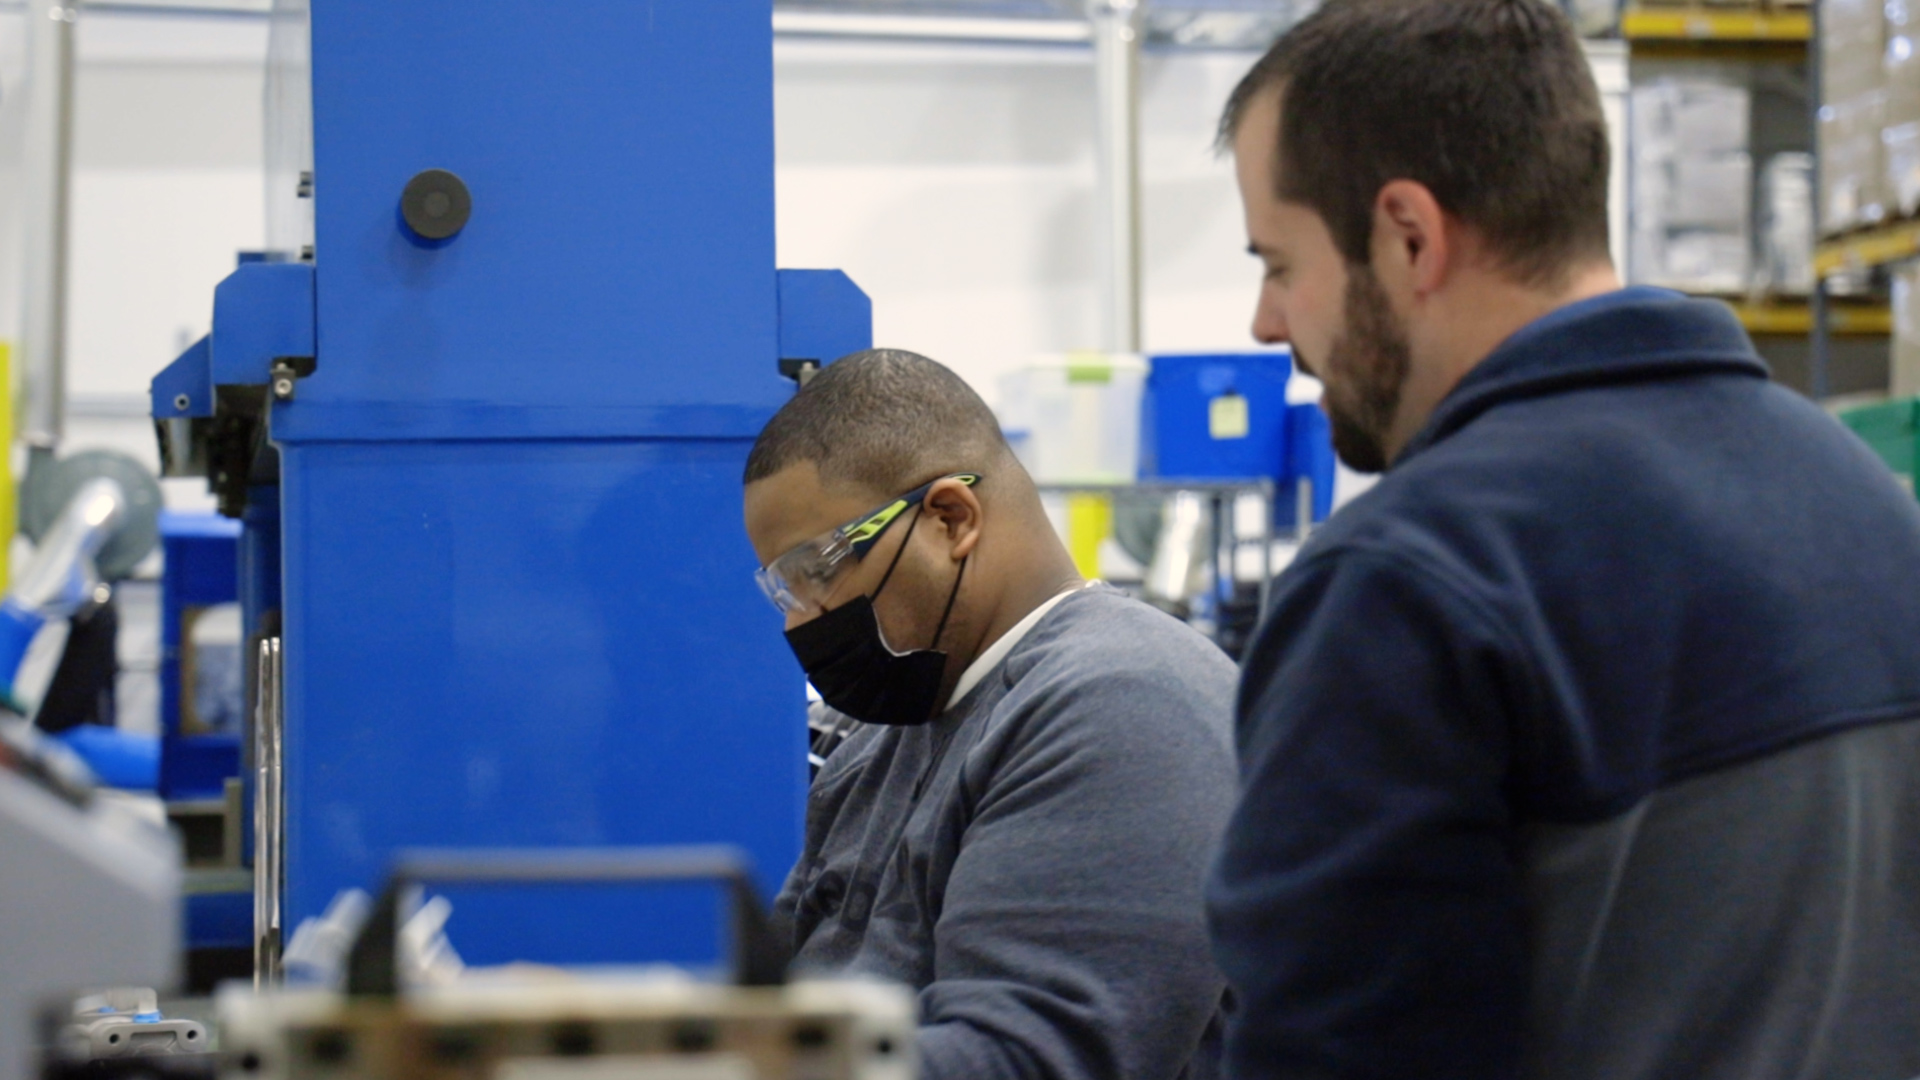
1824;0;1887;105
1821;91;1892;235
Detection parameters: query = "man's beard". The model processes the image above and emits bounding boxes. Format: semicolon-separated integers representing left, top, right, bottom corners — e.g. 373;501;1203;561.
1313;262;1412;474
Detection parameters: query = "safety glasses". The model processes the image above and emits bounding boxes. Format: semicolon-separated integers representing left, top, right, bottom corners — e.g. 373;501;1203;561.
755;473;981;615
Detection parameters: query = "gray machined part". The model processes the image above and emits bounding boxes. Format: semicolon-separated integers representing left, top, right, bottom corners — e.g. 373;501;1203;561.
64;1017;206;1059
19;450;162;580
12;478;123;621
0;767;179;1080
1110;487;1166;568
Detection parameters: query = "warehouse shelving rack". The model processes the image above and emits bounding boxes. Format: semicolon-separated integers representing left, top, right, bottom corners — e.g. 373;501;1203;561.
1621;2;1890;397
1814;219;1920;278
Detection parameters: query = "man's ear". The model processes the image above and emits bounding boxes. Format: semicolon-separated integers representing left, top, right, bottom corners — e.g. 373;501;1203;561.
1371;179;1450;298
922;477;984;561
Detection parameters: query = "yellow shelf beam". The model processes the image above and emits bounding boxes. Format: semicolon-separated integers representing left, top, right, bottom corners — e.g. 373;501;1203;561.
1815;219;1920;279
1620;7;1811;43
1724;300;1891;336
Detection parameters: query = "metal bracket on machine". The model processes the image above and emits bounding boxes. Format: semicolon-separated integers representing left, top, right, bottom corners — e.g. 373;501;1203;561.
776;269;871;383
150;261;315;517
269;357;315;403
344;846;790;996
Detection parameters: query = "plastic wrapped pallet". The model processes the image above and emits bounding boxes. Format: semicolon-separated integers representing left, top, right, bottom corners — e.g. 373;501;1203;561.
1821;0;1890;235
1823;92;1892;233
1896;263;1920;398
1826;0;1887;103
1886;0;1920;216
1759;152;1815;295
1629;79;1753;292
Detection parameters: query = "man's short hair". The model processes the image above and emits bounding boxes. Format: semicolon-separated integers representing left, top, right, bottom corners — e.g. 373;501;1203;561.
743;349;1011;495
1220;0;1611;285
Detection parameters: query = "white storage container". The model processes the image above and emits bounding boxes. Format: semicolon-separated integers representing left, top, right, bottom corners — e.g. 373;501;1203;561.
997;353;1147;484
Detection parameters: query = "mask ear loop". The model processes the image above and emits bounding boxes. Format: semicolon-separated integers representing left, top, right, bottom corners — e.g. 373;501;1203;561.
871;502;967;652
871;506;923;599
928;555;968;652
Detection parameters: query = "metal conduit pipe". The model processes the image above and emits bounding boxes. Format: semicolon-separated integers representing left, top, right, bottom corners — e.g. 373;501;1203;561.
35;4;1097;47
1089;0;1143;354
773;11;1090;45
20;0;77;453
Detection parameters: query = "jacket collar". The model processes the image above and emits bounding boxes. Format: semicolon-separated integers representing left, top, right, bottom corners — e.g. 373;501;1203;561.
1395;286;1769;466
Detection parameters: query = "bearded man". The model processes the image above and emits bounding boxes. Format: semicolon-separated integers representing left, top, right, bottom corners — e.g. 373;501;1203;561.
1206;2;1920;1079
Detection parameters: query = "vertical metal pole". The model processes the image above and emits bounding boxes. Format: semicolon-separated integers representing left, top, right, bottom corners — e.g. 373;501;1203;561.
20;0;76;451
1809;0;1831;401
1258;484;1273;619
253;636;283;986
1089;0;1143;354
1209;491;1225;616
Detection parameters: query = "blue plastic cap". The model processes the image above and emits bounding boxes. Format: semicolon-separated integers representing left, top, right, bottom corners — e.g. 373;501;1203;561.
0;600;47;691
133;1012;162;1024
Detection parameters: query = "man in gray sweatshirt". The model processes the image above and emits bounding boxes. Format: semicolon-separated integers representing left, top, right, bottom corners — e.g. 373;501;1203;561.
742;349;1237;1080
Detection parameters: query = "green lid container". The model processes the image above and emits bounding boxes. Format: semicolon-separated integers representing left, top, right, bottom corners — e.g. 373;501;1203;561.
1838;396;1920;498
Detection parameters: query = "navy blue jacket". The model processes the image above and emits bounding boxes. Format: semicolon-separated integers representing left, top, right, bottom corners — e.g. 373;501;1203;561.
1207;288;1920;1080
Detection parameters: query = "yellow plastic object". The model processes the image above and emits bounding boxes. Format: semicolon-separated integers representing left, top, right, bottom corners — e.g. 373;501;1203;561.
0;341;13;593
1065;492;1111;580
1619;7;1810;42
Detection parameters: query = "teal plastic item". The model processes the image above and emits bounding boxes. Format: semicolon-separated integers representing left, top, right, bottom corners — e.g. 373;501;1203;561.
1837;396;1919;497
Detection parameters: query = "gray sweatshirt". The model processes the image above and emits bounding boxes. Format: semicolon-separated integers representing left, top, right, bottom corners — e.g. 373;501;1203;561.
775;584;1237;1080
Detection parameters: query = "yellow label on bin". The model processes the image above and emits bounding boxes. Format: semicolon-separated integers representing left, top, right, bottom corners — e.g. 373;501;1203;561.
1209;393;1250;440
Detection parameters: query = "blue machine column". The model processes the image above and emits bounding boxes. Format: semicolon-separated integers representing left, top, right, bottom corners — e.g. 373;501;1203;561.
156;0;872;968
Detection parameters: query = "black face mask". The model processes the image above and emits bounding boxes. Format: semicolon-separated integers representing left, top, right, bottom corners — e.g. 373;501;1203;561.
784;509;967;727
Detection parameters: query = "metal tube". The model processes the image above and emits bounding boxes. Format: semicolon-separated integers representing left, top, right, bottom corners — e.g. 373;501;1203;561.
1089;0;1143;354
19;0;76;450
1259;486;1272;618
774;11;1089;45
1808;0;1831;402
253;635;283;986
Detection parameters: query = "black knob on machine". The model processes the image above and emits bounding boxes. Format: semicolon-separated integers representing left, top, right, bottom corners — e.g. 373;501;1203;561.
400;168;471;241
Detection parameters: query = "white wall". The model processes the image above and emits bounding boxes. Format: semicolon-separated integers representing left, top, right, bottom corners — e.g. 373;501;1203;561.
0;10;266;502
775;38;1268;400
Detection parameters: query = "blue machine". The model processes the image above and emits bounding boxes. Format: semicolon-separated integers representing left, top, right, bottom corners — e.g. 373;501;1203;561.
157;511;243;803
1141;351;1336;524
151;1;869;967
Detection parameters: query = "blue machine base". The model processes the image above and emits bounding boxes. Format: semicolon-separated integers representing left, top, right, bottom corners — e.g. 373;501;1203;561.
276;436;806;968
187;889;253;951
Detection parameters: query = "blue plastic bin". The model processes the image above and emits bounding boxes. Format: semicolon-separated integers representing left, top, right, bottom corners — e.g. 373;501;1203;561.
1142;351;1334;523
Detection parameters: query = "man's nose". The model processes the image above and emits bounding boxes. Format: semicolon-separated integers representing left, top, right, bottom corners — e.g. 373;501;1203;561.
1252;292;1289;346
